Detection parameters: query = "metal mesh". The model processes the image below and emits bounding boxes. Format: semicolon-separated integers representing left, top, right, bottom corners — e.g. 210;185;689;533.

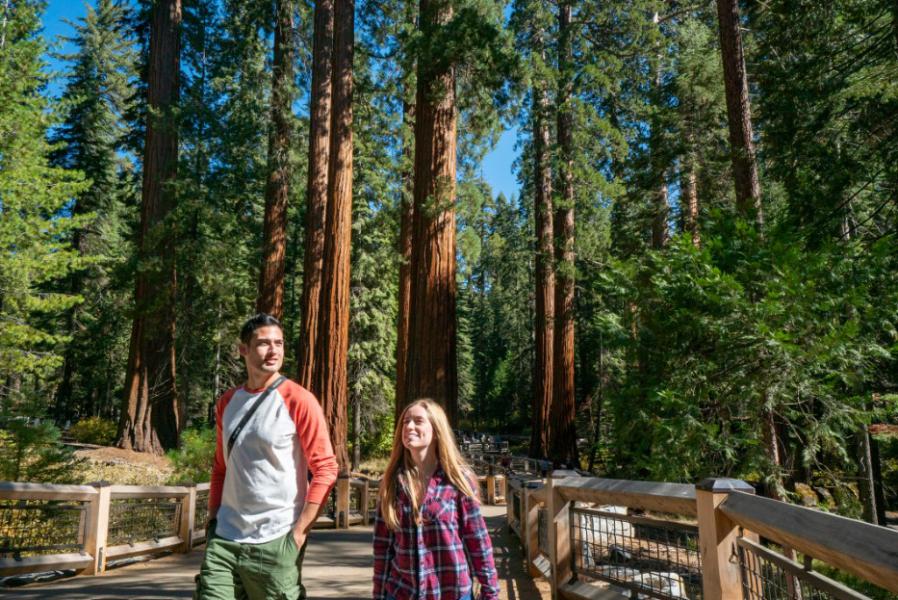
368;483;379;522
737;537;872;600
349;484;363;516
0;499;86;559
571;507;702;600
323;488;336;519
107;497;181;546
194;489;209;531
538;507;549;556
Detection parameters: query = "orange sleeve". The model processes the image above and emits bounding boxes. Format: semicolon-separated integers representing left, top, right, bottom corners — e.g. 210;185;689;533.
208;388;235;516
286;382;339;504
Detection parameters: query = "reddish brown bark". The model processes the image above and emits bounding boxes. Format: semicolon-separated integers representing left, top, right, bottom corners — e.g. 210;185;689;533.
650;29;668;250
394;100;415;420
651;183;669;249
531;59;554;460
313;0;353;476
403;0;458;424
683;145;700;248
549;0;577;467
297;0;334;392
716;0;762;224
256;0;295;318
118;0;181;455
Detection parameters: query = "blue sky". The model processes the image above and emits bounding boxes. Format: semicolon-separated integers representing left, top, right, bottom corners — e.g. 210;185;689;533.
41;1;520;200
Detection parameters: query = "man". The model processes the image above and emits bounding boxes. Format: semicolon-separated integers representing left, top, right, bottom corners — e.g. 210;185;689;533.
197;314;338;600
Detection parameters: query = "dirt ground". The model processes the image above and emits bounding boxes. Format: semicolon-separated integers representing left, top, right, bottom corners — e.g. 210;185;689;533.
72;445;174;485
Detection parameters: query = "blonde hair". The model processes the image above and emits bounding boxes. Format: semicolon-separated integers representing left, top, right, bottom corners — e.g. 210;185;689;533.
378;399;478;531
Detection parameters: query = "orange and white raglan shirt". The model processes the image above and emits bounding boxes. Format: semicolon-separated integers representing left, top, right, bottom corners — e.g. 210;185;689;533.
208;378;338;544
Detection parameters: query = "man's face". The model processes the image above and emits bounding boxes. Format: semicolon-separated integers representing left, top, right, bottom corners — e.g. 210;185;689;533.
239;325;284;381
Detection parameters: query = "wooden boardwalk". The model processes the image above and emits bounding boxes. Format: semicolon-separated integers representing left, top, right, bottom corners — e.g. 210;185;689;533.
3;505;550;600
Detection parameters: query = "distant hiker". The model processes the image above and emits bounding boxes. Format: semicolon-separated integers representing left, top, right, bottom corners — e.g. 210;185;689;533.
373;398;499;600
196;313;338;600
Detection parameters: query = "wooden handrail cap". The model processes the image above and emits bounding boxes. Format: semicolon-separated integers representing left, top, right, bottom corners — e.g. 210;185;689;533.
549;469;581;479
696;477;755;493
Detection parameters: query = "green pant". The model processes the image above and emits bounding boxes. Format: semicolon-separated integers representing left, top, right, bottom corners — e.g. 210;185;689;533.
196;526;307;600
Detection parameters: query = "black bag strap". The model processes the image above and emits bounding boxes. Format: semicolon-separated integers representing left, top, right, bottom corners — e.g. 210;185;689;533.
227;375;287;459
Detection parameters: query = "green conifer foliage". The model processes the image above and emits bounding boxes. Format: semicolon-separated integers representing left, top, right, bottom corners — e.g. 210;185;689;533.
0;0;89;396
51;0;137;422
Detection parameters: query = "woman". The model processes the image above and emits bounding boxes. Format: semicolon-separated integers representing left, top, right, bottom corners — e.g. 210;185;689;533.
373;399;500;600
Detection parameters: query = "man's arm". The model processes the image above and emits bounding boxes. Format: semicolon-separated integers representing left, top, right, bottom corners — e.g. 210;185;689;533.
289;385;339;546
207;391;231;526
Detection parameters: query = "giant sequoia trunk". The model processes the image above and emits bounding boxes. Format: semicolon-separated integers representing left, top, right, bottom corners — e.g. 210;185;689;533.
118;0;181;454
313;0;353;475
402;0;458;423
549;0;578;467
394;99;415;420
531;56;554;460
256;0;295;318
297;0;334;392
716;0;762;224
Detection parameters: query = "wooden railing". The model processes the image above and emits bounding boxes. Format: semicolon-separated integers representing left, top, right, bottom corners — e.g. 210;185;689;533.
506;471;898;600
0;481;210;577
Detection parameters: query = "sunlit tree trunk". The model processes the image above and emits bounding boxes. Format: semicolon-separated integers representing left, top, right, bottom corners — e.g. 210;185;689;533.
403;0;458;423
256;0;295;318
395;100;415;421
313;0;353;475
297;0;334;392
716;0;762;225
531;48;554;460
549;0;577;467
683;128;700;247
118;0;182;454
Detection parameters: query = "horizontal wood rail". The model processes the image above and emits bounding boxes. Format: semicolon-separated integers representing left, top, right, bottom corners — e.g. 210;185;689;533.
504;472;898;600
0;480;212;578
719;490;898;593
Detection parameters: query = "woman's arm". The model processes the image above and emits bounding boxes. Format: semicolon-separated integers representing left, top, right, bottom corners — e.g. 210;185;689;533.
372;506;395;600
458;494;500;600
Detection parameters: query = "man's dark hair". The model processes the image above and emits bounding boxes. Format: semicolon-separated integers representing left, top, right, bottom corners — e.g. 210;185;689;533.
240;313;283;344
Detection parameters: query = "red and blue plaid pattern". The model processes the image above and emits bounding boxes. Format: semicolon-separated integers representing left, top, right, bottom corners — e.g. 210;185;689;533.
373;467;500;600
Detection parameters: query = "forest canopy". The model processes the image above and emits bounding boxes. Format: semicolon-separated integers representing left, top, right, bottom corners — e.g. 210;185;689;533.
1;0;897;519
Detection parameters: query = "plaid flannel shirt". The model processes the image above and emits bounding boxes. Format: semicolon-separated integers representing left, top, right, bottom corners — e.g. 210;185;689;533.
372;467;500;600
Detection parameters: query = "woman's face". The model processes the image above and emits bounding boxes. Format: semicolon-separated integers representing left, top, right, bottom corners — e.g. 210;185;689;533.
402;404;435;453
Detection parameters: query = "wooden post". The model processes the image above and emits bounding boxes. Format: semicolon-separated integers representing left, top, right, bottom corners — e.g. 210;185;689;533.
336;475;351;529
696;477;755;600
486;464;496;505
547;469;580;600
83;482;111;575
178;484;196;552
525;484;543;578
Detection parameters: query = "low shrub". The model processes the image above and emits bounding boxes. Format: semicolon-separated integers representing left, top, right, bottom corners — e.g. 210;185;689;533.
167;427;215;484
68;416;117;446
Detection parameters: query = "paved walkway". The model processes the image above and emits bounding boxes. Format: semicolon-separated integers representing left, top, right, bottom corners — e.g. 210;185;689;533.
3;506;550;600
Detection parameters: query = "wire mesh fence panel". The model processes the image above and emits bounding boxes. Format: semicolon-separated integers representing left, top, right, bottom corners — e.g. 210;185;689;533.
0;499;86;559
538;507;549;557
737;537;872;600
324;488;336;519
570;507;702;600
367;483;379;522
194;489;209;531
512;489;521;524
107;497;181;546
349;485;363;516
